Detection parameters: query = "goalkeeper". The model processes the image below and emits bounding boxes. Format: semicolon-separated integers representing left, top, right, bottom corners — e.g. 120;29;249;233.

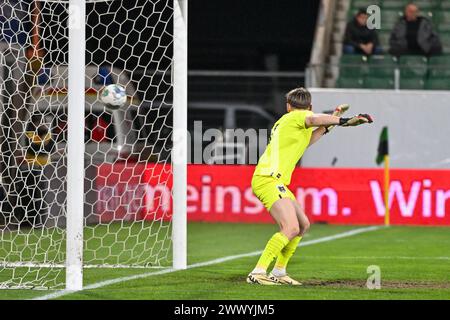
247;87;373;285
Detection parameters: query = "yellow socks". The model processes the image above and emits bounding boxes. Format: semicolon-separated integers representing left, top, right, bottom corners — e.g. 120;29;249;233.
272;236;302;275
253;232;290;273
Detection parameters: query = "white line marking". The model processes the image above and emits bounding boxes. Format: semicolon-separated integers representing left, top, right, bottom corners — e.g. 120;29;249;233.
32;226;382;300
0;262;166;269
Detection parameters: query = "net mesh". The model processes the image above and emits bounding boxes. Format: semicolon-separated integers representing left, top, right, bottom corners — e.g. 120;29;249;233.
0;0;174;289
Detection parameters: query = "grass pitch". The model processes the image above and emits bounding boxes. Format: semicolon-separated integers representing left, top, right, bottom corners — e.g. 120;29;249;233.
1;223;450;300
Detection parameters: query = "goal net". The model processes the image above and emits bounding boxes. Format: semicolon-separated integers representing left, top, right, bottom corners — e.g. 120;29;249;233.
0;0;187;289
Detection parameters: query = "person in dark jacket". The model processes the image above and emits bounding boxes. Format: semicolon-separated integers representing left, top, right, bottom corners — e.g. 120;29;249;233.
0;0;31;45
389;3;442;56
17;114;54;228
343;9;382;55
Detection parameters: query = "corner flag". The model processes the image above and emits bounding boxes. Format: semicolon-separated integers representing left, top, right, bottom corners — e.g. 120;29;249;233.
376;126;390;226
376;126;388;165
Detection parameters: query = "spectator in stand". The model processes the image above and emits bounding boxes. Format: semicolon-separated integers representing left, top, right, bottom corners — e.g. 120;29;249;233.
389;3;442;56
343;8;382;55
19;114;54;227
0;0;31;45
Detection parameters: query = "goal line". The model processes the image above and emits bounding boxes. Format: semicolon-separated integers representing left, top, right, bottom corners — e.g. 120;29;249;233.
0;262;167;269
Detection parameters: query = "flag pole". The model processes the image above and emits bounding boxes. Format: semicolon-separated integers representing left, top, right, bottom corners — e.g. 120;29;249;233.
384;154;390;226
376;126;389;226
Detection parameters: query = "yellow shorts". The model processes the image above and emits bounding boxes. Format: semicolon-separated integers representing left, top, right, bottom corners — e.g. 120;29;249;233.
251;175;296;211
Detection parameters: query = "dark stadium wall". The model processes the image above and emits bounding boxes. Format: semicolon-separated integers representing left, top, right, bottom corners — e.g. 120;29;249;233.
35;0;319;71
189;0;320;71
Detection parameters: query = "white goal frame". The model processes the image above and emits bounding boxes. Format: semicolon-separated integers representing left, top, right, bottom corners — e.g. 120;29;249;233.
65;0;187;290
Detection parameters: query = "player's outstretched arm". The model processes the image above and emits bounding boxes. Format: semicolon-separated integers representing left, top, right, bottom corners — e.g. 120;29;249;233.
306;113;373;147
305;113;373;128
305;114;341;128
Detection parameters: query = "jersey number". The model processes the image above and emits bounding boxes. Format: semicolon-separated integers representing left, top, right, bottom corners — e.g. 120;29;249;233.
269;123;279;142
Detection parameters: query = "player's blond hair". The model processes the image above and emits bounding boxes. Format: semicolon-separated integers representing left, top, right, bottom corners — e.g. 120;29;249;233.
285;87;311;110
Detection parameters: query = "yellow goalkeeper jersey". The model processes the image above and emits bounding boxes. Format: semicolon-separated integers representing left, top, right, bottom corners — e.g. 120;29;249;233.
254;109;313;185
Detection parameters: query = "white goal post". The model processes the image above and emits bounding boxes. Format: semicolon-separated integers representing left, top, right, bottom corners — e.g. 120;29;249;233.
0;0;187;290
66;0;86;291
172;0;188;271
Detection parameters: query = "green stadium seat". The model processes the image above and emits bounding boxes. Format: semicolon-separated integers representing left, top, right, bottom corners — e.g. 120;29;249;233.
347;9;356;20
440;33;450;54
440;1;450;10
364;76;395;89
368;55;398;77
428;68;450;78
428;55;450;77
400;76;425;89
339;54;369;77
428;54;450;65
425;78;450;90
439;31;450;42
437;23;450;33
399;55;428;63
412;0;438;10
340;54;368;64
381;10;402;30
432;11;440;25
399;55;428;77
381;0;407;10
337;77;365;88
351;0;381;9
433;11;450;24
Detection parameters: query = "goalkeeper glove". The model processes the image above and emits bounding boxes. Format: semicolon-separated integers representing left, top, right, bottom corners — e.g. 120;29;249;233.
339;114;373;127
324;104;350;134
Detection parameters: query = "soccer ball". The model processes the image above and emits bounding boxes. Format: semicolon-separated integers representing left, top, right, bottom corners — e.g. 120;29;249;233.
99;84;127;110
